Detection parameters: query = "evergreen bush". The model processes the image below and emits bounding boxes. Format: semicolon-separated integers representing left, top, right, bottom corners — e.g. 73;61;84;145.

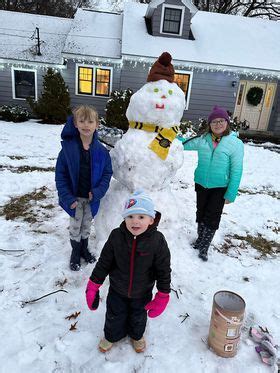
28;68;71;124
0;105;30;122
105;89;133;131
180;113;249;137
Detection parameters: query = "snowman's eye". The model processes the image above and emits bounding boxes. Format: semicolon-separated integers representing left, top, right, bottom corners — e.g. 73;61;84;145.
168;90;173;95
154;88;159;93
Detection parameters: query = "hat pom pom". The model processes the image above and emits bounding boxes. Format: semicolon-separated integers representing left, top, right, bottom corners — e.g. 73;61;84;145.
158;52;172;67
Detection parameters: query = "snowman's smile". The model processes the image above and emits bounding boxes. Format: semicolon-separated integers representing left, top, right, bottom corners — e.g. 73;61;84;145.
156;103;165;109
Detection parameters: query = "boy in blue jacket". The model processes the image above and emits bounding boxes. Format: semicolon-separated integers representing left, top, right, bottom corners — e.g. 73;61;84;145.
55;105;113;271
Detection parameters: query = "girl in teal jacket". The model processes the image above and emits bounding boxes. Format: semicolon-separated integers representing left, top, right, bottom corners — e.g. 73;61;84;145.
181;106;244;261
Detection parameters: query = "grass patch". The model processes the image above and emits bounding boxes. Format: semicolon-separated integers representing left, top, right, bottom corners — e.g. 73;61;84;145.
0;165;54;173
0;186;48;223
7;155;25;160
41;204;55;210
218;234;280;258
239;188;280;199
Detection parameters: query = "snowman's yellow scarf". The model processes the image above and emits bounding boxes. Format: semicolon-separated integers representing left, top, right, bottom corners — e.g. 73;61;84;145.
129;121;179;160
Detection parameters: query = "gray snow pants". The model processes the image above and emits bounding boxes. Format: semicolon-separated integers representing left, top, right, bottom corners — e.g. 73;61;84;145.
69;197;92;242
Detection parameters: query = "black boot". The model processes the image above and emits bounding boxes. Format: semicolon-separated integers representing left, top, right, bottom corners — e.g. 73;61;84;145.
198;226;216;262
193;222;205;250
81;238;96;263
70;240;82;271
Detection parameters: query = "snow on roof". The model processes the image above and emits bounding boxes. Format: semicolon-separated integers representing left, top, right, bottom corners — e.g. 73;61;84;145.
123;3;280;73
63;8;122;59
0;10;72;65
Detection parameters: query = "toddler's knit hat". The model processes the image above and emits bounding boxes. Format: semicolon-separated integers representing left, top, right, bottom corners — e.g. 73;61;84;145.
147;52;174;83
208;105;230;124
122;190;155;219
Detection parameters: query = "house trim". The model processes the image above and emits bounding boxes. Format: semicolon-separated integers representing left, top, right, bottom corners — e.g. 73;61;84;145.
122;54;280;79
63;53;122;65
75;63;113;98
1;58;66;70
175;69;193;110
11;67;38;101
160;4;185;37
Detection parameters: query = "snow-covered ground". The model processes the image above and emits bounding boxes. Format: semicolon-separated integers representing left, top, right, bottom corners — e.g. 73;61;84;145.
0;120;279;373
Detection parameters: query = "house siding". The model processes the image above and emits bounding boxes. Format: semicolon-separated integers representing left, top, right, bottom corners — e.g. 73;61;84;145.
152;0;191;39
2;60;279;136
0;61;121;118
184;70;237;121
61;60;121;116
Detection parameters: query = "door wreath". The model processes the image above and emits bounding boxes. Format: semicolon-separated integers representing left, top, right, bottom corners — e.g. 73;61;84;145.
246;87;263;106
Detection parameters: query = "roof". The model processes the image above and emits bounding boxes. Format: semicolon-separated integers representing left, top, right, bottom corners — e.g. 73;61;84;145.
122;3;280;73
0;10;72;65
63;8;122;59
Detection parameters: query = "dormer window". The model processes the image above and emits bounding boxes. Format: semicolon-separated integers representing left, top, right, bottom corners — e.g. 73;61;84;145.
160;4;185;36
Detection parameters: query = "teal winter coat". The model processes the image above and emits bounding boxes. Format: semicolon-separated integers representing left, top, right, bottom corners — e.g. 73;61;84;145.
181;132;244;202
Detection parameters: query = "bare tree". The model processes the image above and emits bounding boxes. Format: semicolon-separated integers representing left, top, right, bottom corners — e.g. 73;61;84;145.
0;0;78;17
193;0;280;20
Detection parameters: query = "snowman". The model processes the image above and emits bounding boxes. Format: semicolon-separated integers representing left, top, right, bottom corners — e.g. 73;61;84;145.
95;52;187;242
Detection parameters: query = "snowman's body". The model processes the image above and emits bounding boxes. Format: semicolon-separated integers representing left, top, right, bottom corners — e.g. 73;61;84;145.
111;129;184;191
95;79;187;242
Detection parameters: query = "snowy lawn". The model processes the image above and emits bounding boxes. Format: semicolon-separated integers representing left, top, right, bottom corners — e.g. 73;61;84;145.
0;120;279;373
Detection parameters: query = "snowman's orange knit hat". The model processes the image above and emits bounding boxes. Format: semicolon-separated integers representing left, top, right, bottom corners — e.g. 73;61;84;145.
147;52;175;83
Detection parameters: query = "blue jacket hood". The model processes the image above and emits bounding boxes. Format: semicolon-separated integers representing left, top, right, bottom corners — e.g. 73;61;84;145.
61;115;99;142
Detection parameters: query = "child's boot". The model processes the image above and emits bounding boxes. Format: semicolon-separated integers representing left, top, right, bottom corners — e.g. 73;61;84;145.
70;239;82;271
99;338;113;352
81;238;96;263
198;226;216;261
132;337;146;353
193;222;205;250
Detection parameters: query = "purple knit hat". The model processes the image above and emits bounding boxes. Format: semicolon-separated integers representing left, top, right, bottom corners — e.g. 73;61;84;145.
208;106;230;124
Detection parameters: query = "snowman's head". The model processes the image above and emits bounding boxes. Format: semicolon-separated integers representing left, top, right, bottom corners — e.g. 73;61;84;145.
126;80;185;127
126;52;186;127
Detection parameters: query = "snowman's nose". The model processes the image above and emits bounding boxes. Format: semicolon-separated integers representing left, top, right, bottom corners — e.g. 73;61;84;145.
161;95;167;99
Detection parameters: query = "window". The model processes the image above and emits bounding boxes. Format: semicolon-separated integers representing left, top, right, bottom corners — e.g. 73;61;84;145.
95;68;111;96
12;68;37;100
160;4;185;36
174;71;193;109
76;65;112;97
163;8;182;34
78;67;93;95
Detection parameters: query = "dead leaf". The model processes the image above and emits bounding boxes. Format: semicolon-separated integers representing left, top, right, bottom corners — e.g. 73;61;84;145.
65;311;80;320
69;321;78;331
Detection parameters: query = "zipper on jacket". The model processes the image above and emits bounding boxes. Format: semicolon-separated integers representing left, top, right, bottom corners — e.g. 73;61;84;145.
128;236;137;298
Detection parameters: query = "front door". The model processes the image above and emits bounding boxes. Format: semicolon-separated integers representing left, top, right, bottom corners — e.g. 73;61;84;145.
233;81;277;131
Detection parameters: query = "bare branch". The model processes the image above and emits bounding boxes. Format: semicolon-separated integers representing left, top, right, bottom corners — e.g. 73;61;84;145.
21;289;68;307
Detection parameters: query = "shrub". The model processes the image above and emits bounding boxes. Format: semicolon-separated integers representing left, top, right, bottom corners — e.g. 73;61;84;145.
180;113;249;137
0;105;30;122
105;88;133;131
28;68;71;124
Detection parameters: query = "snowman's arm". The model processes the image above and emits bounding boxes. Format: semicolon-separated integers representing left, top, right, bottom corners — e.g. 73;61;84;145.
90;231;115;283
154;234;171;294
92;152;113;203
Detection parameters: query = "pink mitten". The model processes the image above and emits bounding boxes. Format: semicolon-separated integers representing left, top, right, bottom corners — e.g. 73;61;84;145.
145;291;170;318
85;279;101;310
